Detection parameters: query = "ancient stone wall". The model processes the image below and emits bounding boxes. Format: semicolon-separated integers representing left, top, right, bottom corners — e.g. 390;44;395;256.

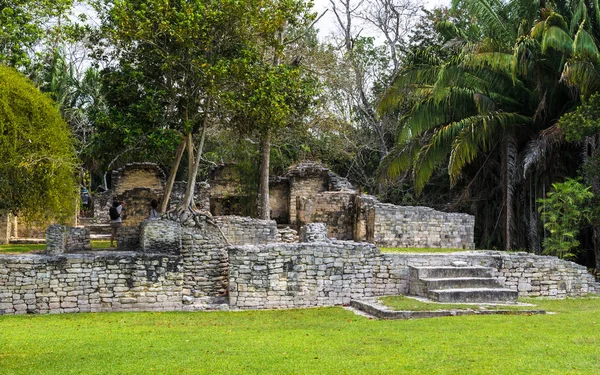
116;225;141;250
0;253;183;315
212;216;279;246
1;218;596;315
179;215;229;306
46;225;91;254
269;178;290;224
140;220;182;254
170;181;210;212
310;192;356;240
289;175;328;226
384;251;597;297
228;242;405;309
356;196;475;249
111;163;165;196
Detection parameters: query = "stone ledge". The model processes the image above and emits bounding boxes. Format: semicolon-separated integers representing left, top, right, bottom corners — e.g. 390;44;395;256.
349;299;546;320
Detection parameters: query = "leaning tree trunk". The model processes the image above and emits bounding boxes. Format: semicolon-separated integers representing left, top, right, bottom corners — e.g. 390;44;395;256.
182;112;209;211
160;136;187;213
502;135;517;251
257;130;271;220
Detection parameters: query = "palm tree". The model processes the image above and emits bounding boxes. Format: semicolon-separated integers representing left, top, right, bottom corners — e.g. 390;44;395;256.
379;0;598;250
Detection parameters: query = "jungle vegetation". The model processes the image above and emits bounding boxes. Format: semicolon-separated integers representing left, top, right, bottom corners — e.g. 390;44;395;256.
1;0;600;268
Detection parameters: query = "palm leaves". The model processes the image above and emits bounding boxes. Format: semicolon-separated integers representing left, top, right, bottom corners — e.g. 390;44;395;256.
378;0;600;250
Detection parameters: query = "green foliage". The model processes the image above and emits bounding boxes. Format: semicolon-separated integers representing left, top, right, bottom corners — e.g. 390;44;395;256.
538;178;594;259
558;93;600;142
0;0;74;68
0;65;78;222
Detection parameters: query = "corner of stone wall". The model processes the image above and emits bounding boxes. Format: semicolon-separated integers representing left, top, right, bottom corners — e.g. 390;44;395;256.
140;219;182;254
299;222;329;242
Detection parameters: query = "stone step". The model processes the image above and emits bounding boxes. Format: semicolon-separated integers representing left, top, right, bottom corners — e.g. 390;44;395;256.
413;266;493;279
85;224;112;235
428;288;518;304
422;277;502;290
9;238;45;244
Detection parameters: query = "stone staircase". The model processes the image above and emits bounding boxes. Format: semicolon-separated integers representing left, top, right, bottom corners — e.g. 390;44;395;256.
77;217;111;240
409;264;518;304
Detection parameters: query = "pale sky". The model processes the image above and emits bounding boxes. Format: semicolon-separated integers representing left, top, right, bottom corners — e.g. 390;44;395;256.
312;0;452;40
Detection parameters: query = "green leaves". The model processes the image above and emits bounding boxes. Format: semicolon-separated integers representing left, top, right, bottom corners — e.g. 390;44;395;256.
537;178;594;259
0;66;77;222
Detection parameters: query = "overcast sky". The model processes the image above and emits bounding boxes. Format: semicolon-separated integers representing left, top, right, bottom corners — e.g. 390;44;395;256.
312;0;452;39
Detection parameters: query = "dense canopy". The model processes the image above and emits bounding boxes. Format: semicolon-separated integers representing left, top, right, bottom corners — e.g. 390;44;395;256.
0;65;77;222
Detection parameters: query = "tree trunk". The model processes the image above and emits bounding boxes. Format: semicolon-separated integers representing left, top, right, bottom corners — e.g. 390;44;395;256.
257;130;271;220
186;132;194;184
160;135;187;213
502;135;517;251
182;113;209;211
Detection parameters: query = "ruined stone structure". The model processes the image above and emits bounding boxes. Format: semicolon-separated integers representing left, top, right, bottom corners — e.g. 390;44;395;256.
207;162;474;249
2;161;475;250
0;217;596;315
94;163;166;225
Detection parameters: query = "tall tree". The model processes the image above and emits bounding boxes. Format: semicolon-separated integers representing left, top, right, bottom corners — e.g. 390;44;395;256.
93;0;266;212
377;0;595;250
0;66;78;222
0;0;75;68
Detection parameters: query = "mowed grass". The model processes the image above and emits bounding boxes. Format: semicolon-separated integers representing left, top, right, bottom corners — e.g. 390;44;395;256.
1;297;599;374
380;247;465;253
0;240;111;254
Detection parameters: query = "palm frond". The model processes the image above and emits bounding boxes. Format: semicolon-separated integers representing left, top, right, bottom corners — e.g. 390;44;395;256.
531;20;545;39
378;139;419;180
522;123;564;177
447;112;532;183
542;26;574;54
412;139;452;195
571;0;588;35
573;27;600;61
461;52;517;77
561;60;600;97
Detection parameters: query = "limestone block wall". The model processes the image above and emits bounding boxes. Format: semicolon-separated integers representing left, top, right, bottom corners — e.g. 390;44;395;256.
169;181;210;212
46;225;91;254
289;176;328;226
116;225;141;250
228;242;406;309
384;251;597;297
111;162;165;196
180;216;229;305
0;253;183;315
140;220;182;254
311;191;356;240
212;216;279;245
357;197;475;249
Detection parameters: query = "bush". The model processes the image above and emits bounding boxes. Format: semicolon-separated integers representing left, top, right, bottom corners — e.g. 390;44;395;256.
0;65;77;222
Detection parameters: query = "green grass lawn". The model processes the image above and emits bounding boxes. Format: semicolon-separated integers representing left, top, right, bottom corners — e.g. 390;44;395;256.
380;247;466;253
0;297;599;374
0;240;111;254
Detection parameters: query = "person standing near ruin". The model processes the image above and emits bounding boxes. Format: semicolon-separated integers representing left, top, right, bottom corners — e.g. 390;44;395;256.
109;200;126;247
149;199;159;220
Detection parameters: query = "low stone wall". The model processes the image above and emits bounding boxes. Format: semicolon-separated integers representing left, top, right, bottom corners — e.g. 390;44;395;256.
228;242;405;309
180;217;229;305
46;225;91;254
0;253;183;315
0;217;597;315
384;251;597;297
140;220;182;254
212;216;279;245
117;225;141;250
357;197;475;249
